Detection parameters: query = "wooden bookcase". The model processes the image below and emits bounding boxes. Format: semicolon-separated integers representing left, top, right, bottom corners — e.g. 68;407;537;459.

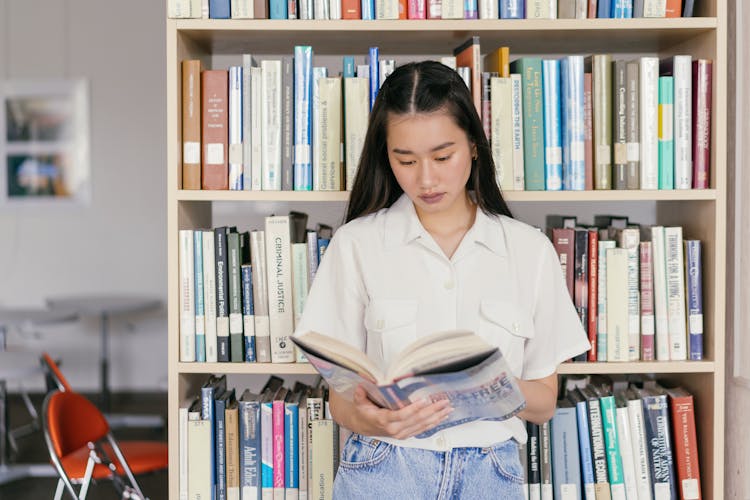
166;4;727;497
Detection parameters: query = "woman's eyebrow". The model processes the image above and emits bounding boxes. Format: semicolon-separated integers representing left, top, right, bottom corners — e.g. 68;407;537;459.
391;142;455;154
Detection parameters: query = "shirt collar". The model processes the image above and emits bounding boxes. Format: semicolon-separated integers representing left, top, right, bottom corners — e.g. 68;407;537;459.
383;193;508;257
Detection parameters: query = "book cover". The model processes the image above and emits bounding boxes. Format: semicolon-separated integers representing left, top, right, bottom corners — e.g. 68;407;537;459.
194;231;206;362
453;37;482;116
250;231;271;362
215;227;231;362
684;240;703;360
658;76;674;189
293;46;313;191
241;264;256;362
292;330;526;438
561;55;585;191
265;216;295;363
229;65;244;190
181;60;202;190
542;59;563;191
228;232;244;362
510;57;545;191
692;59;712;189
666;387;702;500
179;230;196;362
201;70;229;190
238;389;261;500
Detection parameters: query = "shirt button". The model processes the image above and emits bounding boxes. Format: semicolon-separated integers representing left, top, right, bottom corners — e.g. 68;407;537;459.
444;280;454;290
512;322;520;333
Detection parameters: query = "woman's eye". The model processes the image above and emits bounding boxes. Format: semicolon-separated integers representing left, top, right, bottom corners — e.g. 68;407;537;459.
435;155;451;162
399;160;415;166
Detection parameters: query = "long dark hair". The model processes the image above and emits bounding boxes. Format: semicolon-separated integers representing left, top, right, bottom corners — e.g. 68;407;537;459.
345;60;513;223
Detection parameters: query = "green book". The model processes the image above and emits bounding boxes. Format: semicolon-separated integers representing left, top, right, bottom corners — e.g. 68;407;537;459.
599;392;626;498
227;231;244;362
510;57;544;191
658;76;674;189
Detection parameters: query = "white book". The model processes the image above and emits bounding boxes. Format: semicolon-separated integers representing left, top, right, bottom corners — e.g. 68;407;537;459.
261;60;282;190
201;0;209;18
329;0;342;18
179;400;190;500
651;226;670;360
229;66;244;190
298;395;309;500
490;77;514;192
672;55;693;190
627;395;654;500
379;59;395;88
478;0;497;19
375;0;399;18
511;73;525;191
179;230;196;362
265;216;295;363
526;0;553;18
202;230;218;362
440;57;457;70
310;420;334;500
231;0;254;17
665;226;687;360
193;231;205;362
314;77;342;191
616;228;641;361
597;240;617;362
356;64;371;78
251;230;271;362
187;419;212;500
606;247;630;362
643;0;666;17
441;0;464;18
314;0;330;18
242;55;257;191
614;400;640;500
344;77;369;191
639;56;659;190
168;0;201;18
250;66;264;191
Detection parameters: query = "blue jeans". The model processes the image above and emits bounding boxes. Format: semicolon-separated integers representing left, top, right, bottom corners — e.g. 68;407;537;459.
333;434;525;499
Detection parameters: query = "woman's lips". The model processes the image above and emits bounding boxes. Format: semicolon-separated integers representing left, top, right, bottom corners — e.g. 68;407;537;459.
419;193;445;204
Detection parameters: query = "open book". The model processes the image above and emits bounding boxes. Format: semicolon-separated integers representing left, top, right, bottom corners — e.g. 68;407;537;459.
291;330;526;438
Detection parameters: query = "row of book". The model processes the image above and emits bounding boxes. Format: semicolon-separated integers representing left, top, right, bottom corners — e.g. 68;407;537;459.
179;374;340;500
178;212;328;363
548;215;703;362
169;0;697;20
522;375;701;500
181;41;713;193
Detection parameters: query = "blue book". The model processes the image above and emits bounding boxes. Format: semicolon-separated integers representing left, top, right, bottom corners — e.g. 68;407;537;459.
569;390;596;500
361;0;375;19
201;375;227;500
685;240;703;360
239;389;261;500
260;391;274;498
597;0;611;18
269;0;288;18
209;0;230;18
611;0;633;17
317;238;330;263
369;47;380;110
658;76;675;189
241;264;256;362
194;230;206;362
464;0;477;18
215;389;235;500
550;402;582;500
343;56;356;78
560;56;585;191
542;59;563;191
500;0;523;18
638;386;678;499
510;58;545;191
293;46;313;191
284;398;300;495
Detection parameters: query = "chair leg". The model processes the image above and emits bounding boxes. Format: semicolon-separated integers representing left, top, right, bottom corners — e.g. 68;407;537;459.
53;478;66;500
78;454;96;500
107;434;146;500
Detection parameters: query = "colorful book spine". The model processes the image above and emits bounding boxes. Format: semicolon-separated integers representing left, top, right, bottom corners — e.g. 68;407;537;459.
658;76;674;189
260;399;274;498
293;46;313;191
640;241;655;361
500;0;524;17
600;394;626;500
201;70;229;190
542;59;563;191
640;388;678;499
692;59;712;189
241;264;256;362
685;240;703;360
587;229;599;361
511;73;526;190
284;401;300;498
228;232;244;362
179;230;196;362
511;57;545;191
560;55;585;191
270;0;288;18
612;0;632;17
203;230;218;363
238;393;261;500
550;404;582;500
570;392;596;500
194;231;206;362
272;399;286;497
666;387;702;500
369;47;380;109
209;0;231;17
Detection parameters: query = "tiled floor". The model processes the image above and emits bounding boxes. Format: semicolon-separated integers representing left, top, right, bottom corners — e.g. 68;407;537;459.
0;392;168;500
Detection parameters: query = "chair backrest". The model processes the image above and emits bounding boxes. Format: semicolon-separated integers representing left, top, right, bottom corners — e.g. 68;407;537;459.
43;390;110;459
41;353;73;392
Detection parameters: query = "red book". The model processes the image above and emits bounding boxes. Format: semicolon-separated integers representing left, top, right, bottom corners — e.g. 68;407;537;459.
583;72;594;190
667;387;702;500
201;70;229;190
399;0;408;18
640;241;655;360
588;0;597;18
408;0;426;18
342;0;361;18
665;0;683;17
692;59;712;189
427;0;441;18
587;229;598;361
453;36;482;117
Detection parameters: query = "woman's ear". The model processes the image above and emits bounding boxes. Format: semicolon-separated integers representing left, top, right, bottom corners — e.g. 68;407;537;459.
471;144;478;160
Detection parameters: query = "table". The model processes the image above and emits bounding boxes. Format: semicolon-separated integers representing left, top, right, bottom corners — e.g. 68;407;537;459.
46;295;163;428
0;351;56;484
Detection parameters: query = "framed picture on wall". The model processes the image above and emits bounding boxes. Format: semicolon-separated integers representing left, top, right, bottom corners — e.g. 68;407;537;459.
0;79;90;205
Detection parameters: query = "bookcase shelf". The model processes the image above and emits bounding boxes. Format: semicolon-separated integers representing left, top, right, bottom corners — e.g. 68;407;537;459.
166;2;727;497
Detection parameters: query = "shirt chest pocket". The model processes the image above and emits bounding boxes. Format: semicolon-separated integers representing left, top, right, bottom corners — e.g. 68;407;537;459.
478;300;535;378
364;299;418;368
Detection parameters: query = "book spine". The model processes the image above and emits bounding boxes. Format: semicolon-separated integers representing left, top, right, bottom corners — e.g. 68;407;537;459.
215;227;231;362
343;0;362;17
619;228;641;361
490;77;514;191
625;60;640;189
194;231;206;362
202;70;229;190
606;247;630;362
615;404;640;500
639;241;656;361
229;65;244;190
668;391;702;500
583;72;594;190
242;55;255;191
540;421;553;500
586;396;610;493
228;233;244;362
561;55;585;191
231;0;254;16
640;56;660;189
285;402;300;497
250;67;264;190
542;59;563;191
239;400;261;500
251;231;272;362
587;229;599;361
314;77;342;191
592;54;612;189
673;55;693;190
215;396;228;500
527;422;542;500
294;46;313;191
241;264;257;362
642;393;678;499
281;57;294;191
613;59;628;190
651;226;671;360
600;395;625;499
261;60;283;190
658;76;674;189
512;58;545;190
665;226;687;360
685;240;703;360
265;216;295;363
181;60;202;189
500;0;523;17
202;231;218;362
369;47;380;109
272;400;286;496
511;73;526;190
179;230;196;362
226;404;240;500
550;407;582;500
187;420;213;500
574;399;596;500
261;402;274;498
344;77;369;191
574;229;589;347
692;59;712;189
597;240;616;361
270;0;288;18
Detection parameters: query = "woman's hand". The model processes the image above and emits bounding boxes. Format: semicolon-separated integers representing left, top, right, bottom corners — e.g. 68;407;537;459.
330;386;453;439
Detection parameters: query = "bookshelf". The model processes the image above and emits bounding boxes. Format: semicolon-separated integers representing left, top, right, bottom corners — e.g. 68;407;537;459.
166;3;727;498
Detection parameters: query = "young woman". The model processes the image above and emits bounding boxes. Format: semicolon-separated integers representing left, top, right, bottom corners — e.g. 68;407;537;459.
295;61;590;499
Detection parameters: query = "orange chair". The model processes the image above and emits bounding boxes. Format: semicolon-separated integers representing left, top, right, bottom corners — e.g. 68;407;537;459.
41;353;73;393
42;390;168;500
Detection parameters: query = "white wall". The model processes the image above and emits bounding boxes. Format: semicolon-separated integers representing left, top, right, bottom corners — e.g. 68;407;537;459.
0;0;168;392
